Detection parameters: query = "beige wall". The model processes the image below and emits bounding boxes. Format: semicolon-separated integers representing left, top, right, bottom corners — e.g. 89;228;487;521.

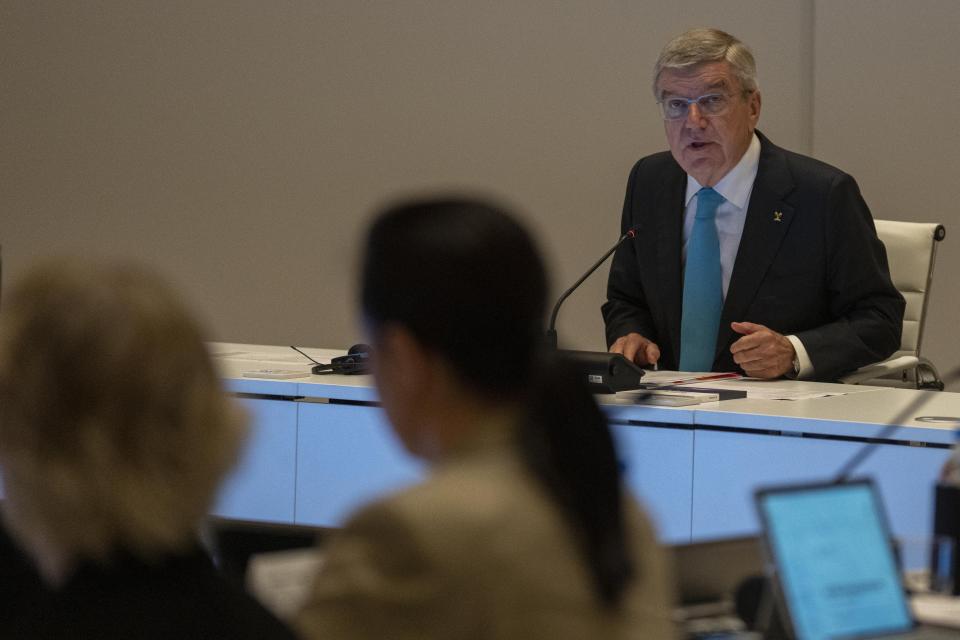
1;1;955;388
811;0;960;389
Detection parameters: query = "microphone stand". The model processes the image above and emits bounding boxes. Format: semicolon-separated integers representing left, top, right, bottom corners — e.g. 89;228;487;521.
546;228;645;393
546;229;636;349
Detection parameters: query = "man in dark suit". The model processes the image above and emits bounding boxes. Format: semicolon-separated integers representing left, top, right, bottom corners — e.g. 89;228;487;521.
603;28;904;381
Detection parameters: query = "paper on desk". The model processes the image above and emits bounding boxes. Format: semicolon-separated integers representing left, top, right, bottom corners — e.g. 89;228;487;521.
219;352;311;364
210;351;246;358
640;370;715;384
911;593;960;628
242;368;312;379
640;371;867;401
703;379;868;401
247;548;325;622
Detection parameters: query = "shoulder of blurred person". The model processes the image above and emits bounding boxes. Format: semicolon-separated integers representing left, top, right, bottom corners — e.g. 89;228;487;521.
0;521;48;632
296;431;676;640
10;545;296;640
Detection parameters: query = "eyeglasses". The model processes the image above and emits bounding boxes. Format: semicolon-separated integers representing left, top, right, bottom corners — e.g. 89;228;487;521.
658;92;733;120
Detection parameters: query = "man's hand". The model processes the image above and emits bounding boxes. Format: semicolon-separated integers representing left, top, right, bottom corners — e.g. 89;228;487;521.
610;332;660;367
730;322;795;378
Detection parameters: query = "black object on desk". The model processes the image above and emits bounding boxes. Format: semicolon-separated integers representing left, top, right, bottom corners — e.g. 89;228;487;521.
545;228;646;394
648;385;748;401
560;350;645;394
291;344;372;375
931;484;960;595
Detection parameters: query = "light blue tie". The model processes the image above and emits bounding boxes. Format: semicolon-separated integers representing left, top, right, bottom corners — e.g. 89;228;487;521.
680;187;724;372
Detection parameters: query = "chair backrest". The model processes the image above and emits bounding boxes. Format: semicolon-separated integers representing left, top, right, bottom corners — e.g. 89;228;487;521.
874;220;945;359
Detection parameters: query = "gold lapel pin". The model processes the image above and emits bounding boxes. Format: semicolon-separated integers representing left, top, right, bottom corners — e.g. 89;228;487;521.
773;211;783;222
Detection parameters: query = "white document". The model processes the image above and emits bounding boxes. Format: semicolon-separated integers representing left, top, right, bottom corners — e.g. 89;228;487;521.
641;371;871;401
247;548;325;622
230;352;312;364
703;379;868;401
242;369;311;379
911;593;960;629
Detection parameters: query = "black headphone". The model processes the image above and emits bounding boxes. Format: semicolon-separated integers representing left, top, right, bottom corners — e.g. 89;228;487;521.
311;344;371;375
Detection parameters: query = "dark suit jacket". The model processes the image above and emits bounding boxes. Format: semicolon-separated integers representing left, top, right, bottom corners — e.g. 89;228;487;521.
602;131;904;381
0;523;46;629
7;545;297;640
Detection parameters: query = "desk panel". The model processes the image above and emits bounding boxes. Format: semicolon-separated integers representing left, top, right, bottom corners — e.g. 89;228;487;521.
612;423;694;544
212;397;298;522
296;402;426;526
691;429;950;568
214;346;960;569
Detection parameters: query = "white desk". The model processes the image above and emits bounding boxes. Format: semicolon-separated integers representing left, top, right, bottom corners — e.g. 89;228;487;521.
210;343;960;569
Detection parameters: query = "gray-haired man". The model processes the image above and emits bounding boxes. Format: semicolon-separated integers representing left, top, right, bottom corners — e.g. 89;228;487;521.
603;28;903;381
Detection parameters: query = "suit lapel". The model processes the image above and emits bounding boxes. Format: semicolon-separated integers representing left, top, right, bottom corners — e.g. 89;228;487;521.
716;135;796;360
653;166;686;363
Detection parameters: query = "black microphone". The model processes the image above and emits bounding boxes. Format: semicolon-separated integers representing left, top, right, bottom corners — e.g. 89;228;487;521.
546;227;638;349
546;226;645;394
834;364;960;482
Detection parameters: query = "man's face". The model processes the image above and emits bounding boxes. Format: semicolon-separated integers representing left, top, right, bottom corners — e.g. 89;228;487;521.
657;61;761;186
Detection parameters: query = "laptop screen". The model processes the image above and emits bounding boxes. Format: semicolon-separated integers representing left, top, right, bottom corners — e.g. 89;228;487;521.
757;481;913;640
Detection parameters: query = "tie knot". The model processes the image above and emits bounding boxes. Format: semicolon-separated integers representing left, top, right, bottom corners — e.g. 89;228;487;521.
695;188;724;220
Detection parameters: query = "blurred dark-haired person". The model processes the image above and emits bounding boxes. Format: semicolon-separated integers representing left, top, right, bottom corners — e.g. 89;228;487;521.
296;198;676;639
0;260;297;639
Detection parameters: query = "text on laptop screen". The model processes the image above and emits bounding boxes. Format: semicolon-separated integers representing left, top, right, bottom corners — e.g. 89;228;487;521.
759;483;913;640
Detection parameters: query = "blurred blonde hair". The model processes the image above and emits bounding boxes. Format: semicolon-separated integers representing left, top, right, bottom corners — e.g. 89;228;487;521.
0;259;246;582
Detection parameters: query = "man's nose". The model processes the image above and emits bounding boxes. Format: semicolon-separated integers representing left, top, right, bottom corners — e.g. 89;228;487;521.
685;102;708;128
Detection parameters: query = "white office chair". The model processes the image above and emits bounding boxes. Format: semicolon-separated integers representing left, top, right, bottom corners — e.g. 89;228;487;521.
839;220;946;389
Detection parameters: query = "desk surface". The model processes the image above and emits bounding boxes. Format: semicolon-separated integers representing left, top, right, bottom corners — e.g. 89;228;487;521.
211;342;960;444
213;343;378;401
208;343;960;548
696;389;960;444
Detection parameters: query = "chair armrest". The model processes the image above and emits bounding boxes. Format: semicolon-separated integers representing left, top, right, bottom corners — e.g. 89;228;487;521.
839;355;920;385
916;357;945;391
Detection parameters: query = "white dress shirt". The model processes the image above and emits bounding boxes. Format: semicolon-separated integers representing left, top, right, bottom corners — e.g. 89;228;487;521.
682;133;814;378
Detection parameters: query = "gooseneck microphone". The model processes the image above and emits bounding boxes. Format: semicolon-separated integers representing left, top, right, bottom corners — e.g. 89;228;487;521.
546;227;639;349
546;226;645;394
834;364;960;482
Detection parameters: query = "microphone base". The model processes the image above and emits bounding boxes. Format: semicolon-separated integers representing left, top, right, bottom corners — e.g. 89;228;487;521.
560;350;645;394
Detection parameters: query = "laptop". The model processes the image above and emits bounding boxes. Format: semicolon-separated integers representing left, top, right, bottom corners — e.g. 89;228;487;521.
755;479;955;640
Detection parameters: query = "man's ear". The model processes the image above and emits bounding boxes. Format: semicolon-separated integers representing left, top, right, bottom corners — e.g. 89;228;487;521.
749;90;762;126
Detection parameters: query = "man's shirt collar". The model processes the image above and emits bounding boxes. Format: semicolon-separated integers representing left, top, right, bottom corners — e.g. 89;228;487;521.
684;133;761;208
